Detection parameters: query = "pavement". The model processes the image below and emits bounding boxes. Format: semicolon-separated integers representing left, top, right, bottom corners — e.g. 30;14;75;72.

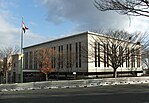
1;77;149;92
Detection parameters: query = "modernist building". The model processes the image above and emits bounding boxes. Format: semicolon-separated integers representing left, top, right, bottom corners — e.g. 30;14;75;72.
23;31;143;82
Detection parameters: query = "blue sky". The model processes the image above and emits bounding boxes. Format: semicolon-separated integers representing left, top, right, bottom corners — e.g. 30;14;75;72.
0;0;149;48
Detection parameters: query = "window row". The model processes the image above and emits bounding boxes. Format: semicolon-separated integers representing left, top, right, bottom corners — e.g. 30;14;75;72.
94;43;141;68
23;42;82;70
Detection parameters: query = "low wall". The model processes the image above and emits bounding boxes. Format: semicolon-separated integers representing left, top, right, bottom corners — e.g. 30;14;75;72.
0;77;149;92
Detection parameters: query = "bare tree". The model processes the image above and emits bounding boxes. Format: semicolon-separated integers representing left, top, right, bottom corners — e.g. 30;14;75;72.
87;30;147;78
94;0;149;17
0;47;19;59
37;48;55;81
0;46;19;83
62;51;76;78
0;60;3;83
142;48;149;73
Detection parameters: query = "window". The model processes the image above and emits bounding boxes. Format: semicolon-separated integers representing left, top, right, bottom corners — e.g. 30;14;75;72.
98;43;100;67
104;44;106;67
66;44;72;68
107;44;109;67
119;46;123;67
34;50;38;69
69;44;72;68
137;49;141;67
126;48;130;67
24;52;28;69
13;63;16;67
95;42;100;67
79;42;81;68
29;51;33;69
95;42;97;67
38;49;43;68
51;47;56;68
67;44;69;68
53;47;56;68
58;46;60;68
76;42;78;68
61;45;63;68
131;49;135;67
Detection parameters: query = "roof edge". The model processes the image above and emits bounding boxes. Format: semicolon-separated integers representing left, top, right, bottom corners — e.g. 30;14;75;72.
23;31;90;49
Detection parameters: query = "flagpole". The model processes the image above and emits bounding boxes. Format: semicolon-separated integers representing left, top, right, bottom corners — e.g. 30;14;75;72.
21;17;23;53
20;17;24;83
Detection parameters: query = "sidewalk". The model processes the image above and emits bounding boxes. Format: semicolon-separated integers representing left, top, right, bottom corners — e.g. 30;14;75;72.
0;77;149;92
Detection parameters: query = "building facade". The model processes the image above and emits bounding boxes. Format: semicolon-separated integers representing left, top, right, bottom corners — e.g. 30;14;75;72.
23;31;143;82
0;54;22;83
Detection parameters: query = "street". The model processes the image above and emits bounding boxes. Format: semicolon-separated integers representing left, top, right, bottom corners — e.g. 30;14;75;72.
0;84;149;103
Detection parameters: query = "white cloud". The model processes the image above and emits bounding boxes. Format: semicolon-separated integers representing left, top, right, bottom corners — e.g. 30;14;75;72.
0;11;19;47
40;0;149;33
0;0;16;9
126;17;149;33
23;31;48;47
0;0;47;49
0;0;148;49
0;14;46;48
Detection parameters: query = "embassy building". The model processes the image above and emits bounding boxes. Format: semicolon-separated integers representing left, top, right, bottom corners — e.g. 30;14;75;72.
23;31;143;82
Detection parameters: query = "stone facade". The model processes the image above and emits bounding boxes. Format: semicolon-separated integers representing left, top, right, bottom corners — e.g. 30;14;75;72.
22;31;143;82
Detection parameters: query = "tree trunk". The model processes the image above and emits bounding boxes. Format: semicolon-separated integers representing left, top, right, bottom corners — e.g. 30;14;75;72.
45;74;48;81
113;69;117;78
5;72;8;84
57;72;59;80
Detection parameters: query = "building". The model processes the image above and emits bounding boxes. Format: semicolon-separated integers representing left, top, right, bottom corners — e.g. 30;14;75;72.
0;55;17;83
0;59;3;83
11;54;22;83
23;31;143;82
1;54;22;83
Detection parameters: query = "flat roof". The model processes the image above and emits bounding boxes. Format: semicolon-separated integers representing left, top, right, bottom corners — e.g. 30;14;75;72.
23;31;91;49
23;31;140;49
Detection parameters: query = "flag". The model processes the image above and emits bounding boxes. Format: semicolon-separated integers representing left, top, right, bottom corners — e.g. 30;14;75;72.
22;21;29;33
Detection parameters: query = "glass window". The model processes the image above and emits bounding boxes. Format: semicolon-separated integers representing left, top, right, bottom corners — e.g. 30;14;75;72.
79;42;81;68
24;52;28;69
29;51;33;69
76;42;78;68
